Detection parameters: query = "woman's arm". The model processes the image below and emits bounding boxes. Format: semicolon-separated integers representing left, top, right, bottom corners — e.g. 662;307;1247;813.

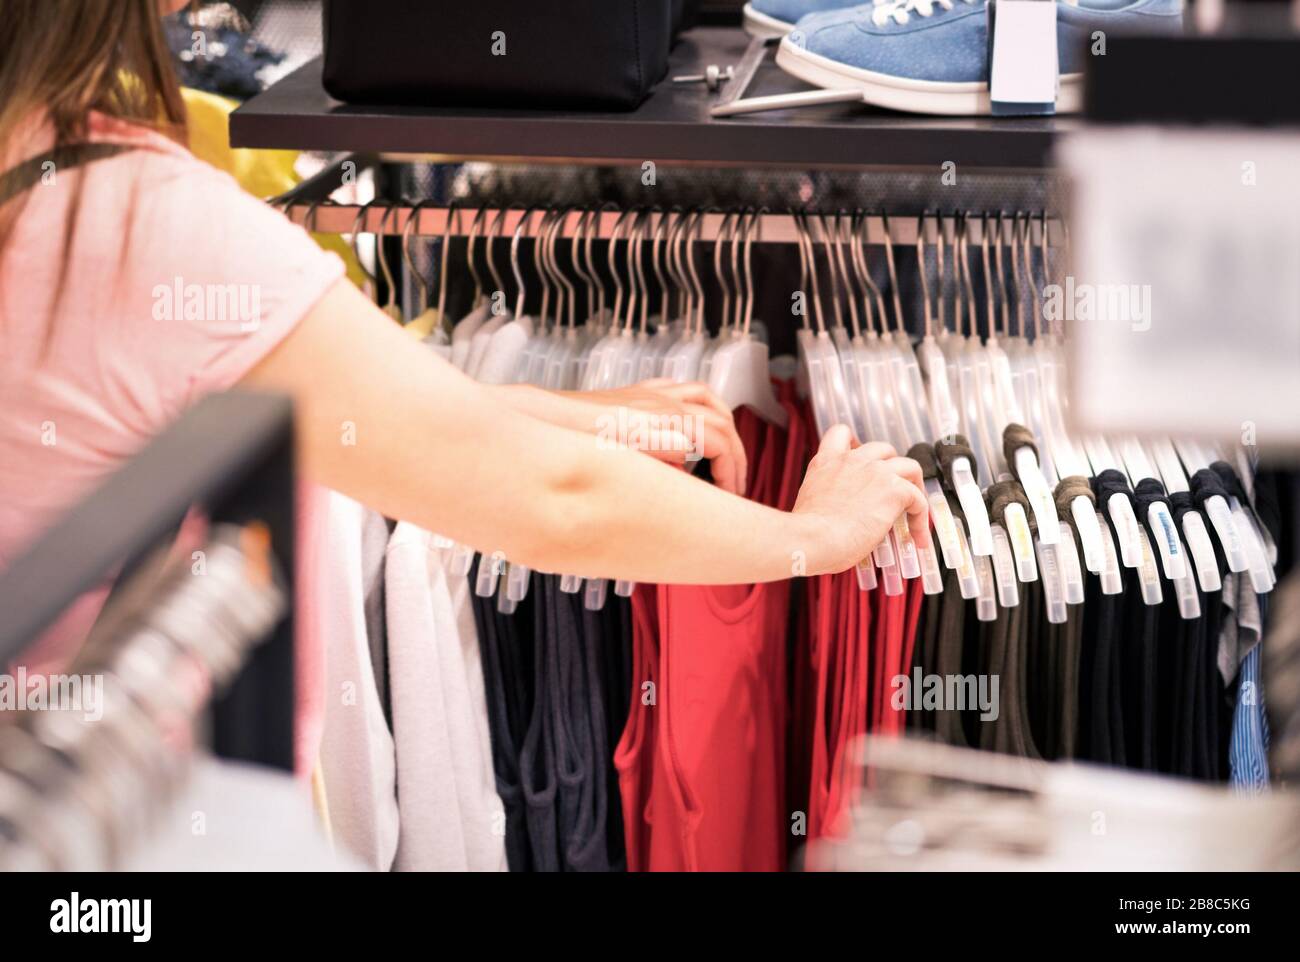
243;280;928;584
485;379;749;494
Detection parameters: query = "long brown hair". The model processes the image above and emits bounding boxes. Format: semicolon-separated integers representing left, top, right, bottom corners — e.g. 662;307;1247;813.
0;0;189;341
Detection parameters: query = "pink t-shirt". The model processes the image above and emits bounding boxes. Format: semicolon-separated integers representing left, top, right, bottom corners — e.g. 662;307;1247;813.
0;113;343;771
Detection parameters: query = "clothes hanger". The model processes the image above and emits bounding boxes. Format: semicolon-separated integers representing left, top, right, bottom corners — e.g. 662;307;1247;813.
661;209;711;382
923;214;994;559
450;206;492;371
475;207;540;385
903;214;968;578
401;199;453;341
794;209;856;440
637;208;679;380
348;201;397;325
1181;439;1275;593
465;207;514;379
708;208;789;427
585;207;640;391
1002;212;1107;582
697;209;736;385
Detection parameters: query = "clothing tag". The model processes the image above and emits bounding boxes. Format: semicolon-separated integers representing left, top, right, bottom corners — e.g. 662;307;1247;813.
1055;521;1086;605
1146;501;1187;581
1003;502;1038;582
1094;510;1124;595
1135;528;1164;605
989;524;1021;608
855;560;879;591
1179;512;1222;593
972;552;998;622
987;0;1059;116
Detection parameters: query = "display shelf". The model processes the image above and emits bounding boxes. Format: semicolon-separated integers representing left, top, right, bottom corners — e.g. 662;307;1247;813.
230;27;1075;170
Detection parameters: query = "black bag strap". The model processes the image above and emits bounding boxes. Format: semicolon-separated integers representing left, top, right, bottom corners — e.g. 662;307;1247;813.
0;142;132;206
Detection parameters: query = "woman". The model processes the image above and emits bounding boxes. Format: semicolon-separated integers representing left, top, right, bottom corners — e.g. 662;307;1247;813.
0;1;929;677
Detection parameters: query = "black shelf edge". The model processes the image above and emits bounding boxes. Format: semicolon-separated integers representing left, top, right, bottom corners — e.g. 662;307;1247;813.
231;27;1074;170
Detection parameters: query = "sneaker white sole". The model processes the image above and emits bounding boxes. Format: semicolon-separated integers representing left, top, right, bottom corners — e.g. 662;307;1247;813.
743;3;794;39
776;35;1083;116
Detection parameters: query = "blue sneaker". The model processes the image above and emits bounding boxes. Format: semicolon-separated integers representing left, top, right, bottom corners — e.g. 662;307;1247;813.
744;0;878;40
775;0;1183;115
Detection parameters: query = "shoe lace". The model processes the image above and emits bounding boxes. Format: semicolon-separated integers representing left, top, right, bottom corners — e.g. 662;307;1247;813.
871;0;975;27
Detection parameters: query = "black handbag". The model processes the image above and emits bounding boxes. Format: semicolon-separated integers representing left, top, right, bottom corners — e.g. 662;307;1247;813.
322;0;674;111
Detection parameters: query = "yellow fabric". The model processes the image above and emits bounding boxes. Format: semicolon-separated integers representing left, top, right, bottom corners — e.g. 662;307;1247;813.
181;87;364;288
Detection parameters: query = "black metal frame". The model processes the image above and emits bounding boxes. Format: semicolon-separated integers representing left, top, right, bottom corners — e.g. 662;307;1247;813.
0;390;297;771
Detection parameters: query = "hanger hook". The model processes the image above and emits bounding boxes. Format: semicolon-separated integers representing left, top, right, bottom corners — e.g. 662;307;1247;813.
878;212;905;335
350;199;382;291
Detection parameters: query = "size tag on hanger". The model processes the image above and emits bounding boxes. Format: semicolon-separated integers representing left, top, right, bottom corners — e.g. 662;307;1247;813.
855;560;879;591
1204;496;1247;572
989;524;1021;608
1034;539;1068;624
880;557;905;597
1172;551;1202;620
1071;498;1105;574
872;533;896;570
1135;528;1164;606
559;574;584;594
1054;522;1086;604
1107;493;1143;568
506;562;532;602
891;520;922;580
476;553;505;598
1180;512;1222;593
952;459;994;556
918;542;945;595
584;578;609;610
1003;502;1038;582
953;519;981;600
925;480;962;568
1094;510;1124;595
1145;501;1187;581
1233;504;1276;593
450;543;476;577
1013;448;1060;545
972;551;998;622
987;0;1059;116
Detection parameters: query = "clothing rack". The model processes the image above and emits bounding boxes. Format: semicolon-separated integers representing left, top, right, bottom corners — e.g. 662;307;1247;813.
271;158;1069;246
0;390;298;770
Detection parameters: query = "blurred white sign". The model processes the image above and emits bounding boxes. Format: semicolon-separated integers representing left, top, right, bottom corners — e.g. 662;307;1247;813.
1057;128;1300;450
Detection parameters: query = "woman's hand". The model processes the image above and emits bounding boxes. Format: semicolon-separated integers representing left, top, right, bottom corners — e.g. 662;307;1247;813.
791;425;931;575
491;379;749;495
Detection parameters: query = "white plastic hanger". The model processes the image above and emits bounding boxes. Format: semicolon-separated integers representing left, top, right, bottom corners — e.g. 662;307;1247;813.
450;207;494;372
464;208;514;378
708;209;789;426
